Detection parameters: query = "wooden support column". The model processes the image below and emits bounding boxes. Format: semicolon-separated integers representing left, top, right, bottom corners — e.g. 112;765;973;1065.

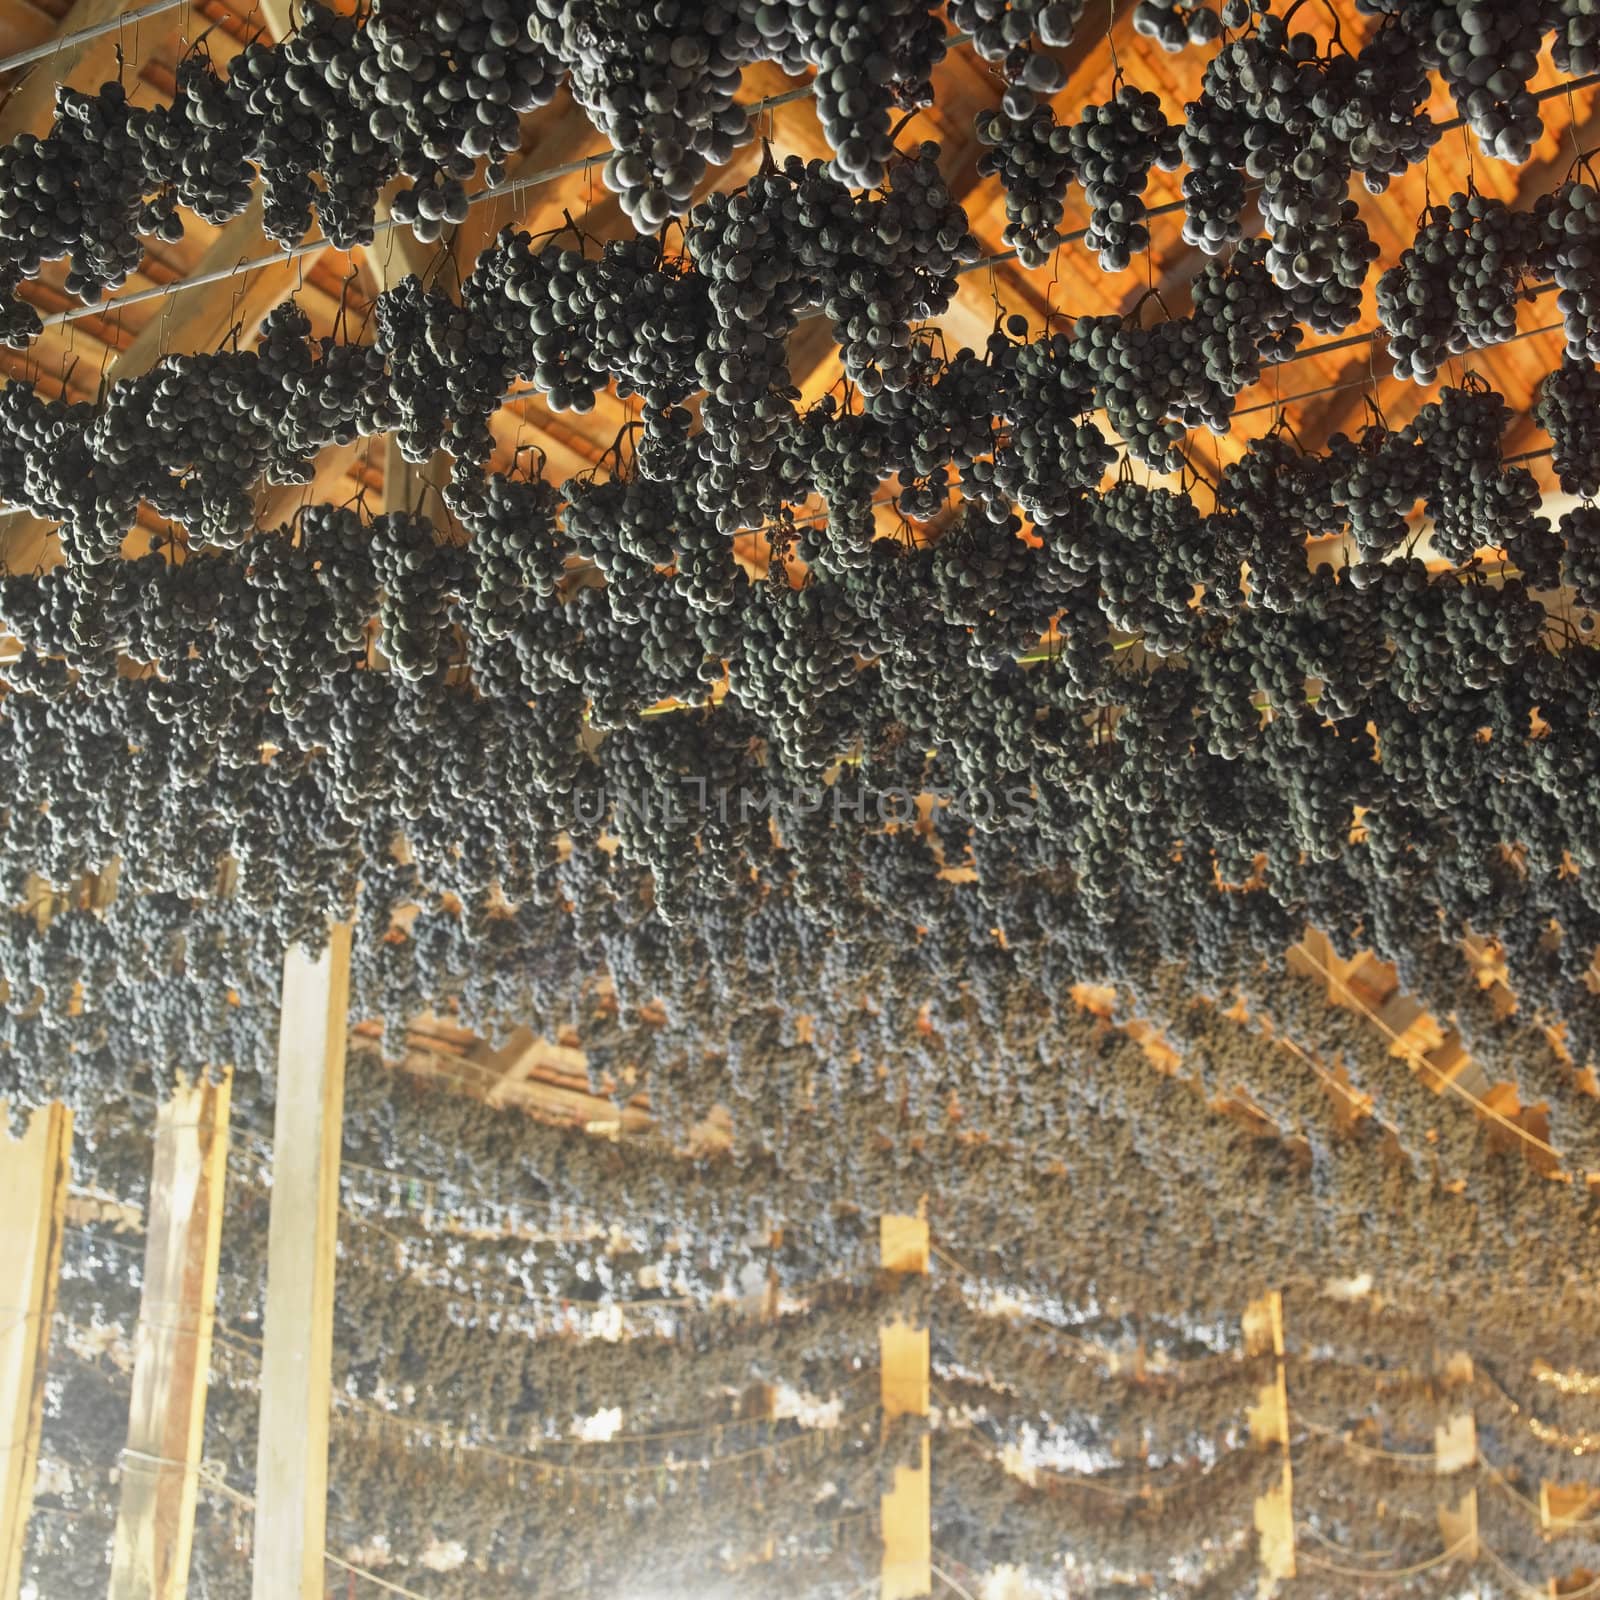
109;1073;233;1600
1435;1353;1478;1564
0;1103;72;1600
1245;1291;1295;1588
251;926;351;1600
880;1211;930;1600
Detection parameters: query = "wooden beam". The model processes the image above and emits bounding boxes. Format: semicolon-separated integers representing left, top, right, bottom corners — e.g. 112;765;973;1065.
474;1026;590;1104
258;437;367;529
0;514;56;576
0;1102;72;1600
256;0;299;41
109;197;304;384
109;1074;232;1600
879;1209;930;1600
362;191;437;299
1429;1349;1481;1562
250;926;351;1600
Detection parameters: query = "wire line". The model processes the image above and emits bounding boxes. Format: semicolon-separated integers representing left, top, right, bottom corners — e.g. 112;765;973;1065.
0;0;194;76
1297;1531;1474;1580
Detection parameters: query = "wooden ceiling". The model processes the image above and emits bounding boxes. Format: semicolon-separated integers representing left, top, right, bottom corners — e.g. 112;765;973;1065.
3;0;1599;1184
2;0;1596;579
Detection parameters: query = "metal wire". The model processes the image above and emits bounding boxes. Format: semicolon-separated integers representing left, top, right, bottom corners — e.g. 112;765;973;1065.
0;0;195;77
1297;1531;1474;1581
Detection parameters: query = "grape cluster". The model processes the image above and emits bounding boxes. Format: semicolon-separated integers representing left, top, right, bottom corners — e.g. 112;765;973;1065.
530;0;753;231
1175;10;1434;338
370;510;456;681
785;0;951;190
1063;86;1182;273
1357;0;1546;162
816;145;980;394
992;329;1116;521
688;163;815;477
949;0;1085;77
1544;177;1600;363
1069;315;1191;471
1406;380;1545;567
1326;421;1426;561
975;102;1075;269
0;82;148;307
1560;503;1600;608
1377;190;1546;383
1133;0;1224;50
245;506;378;713
1535;356;1600;497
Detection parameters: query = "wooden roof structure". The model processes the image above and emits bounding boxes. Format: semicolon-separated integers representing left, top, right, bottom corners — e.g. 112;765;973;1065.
2;0;1597;584
2;0;1598;1183
7;15;1600;1587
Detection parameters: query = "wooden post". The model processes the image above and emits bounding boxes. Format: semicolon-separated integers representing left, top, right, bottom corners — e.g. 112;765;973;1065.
1543;1480;1600;1533
1435;1351;1479;1564
1245;1291;1295;1588
0;1103;72;1600
880;1211;930;1600
109;1074;233;1600
251;926;351;1600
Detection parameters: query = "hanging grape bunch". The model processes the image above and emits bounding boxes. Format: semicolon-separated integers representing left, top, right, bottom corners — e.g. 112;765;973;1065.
1356;0;1547;163
975;101;1076;269
1537;356;1600;498
367;0;562;233
948;0;1086;75
1544;177;1600;364
1133;0;1223;50
1560;504;1600;610
1377;190;1547;383
783;0;951;190
1063;85;1182;273
529;0;755;230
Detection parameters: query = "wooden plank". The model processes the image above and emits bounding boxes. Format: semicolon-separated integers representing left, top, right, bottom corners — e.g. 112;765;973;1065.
65;1188;142;1233
1435;1412;1477;1476
109;1073;233;1600
1429;1353;1479;1568
109;197;303;383
1376;990;1429;1046
1438;1489;1479;1563
256;0;298;41
0;515;57;576
880;1210;929;1600
251;926;351;1600
258;437;367;530
0;1102;72;1600
1246;1291;1295;1586
474;1026;590;1104
879;1214;930;1278
1242;1291;1283;1360
1543;1481;1600;1532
